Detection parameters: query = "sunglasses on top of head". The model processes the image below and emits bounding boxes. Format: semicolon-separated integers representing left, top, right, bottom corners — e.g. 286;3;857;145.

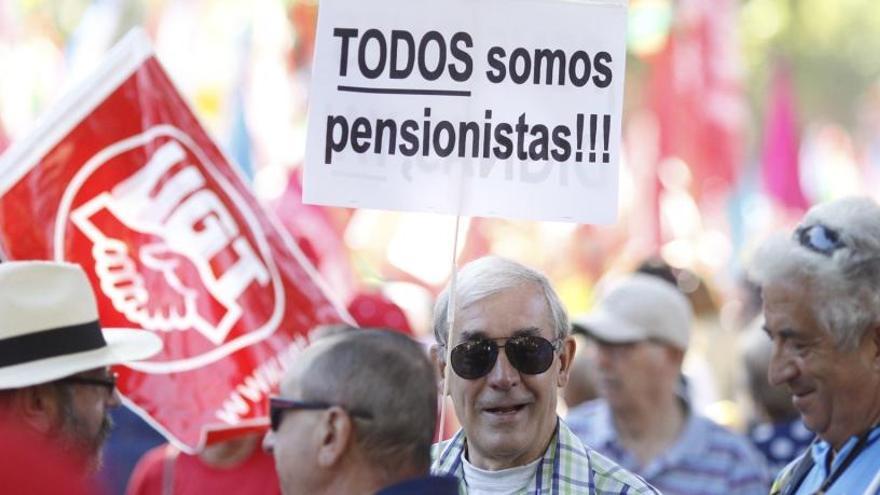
448;334;563;380
795;223;845;256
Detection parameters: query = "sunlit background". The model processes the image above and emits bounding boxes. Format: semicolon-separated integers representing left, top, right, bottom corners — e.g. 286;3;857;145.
3;0;880;426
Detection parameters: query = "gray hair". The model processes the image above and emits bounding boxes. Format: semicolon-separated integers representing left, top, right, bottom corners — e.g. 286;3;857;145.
432;256;570;349
748;197;880;350
298;330;436;472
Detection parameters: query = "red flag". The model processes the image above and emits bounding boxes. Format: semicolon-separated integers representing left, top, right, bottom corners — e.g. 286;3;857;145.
0;30;348;452
347;292;413;336
270;169;355;303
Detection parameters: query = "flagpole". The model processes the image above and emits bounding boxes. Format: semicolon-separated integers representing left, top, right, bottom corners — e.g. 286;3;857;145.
437;161;467;441
438;213;461;440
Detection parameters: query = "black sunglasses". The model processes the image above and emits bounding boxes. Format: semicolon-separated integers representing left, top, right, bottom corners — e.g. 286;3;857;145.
795;224;845;256
269;397;373;432
58;372;118;395
449;335;563;380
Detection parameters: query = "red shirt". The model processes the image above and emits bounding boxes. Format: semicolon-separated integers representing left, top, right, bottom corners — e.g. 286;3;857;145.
126;442;281;495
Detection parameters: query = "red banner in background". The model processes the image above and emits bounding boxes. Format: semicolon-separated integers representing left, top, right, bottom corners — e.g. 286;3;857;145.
761;65;808;211
0;30;348;452
648;0;744;204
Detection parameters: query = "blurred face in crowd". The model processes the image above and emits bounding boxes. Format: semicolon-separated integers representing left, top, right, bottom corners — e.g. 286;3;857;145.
443;283;574;470
763;280;880;450
54;367;120;471
593;339;680;412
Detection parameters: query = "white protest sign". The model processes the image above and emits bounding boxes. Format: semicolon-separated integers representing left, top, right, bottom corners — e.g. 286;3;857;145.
304;0;627;224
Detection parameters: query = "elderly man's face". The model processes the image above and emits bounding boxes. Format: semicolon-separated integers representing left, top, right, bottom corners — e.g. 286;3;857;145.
268;356;323;495
444;283;574;470
55;368;119;471
763;280;880;450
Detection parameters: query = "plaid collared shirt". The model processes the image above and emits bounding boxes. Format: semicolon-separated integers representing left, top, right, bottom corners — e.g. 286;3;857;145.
431;418;659;494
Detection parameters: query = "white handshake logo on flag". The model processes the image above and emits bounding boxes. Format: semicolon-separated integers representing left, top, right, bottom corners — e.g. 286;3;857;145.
71;138;270;345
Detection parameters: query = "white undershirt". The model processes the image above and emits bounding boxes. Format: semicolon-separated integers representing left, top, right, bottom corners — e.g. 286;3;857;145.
461;453;541;495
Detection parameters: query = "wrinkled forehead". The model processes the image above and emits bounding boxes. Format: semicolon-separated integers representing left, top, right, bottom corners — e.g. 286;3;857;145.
761;279;821;328
457;284;554;338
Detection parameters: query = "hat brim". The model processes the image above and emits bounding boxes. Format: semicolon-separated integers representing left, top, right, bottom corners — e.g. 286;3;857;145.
576;309;648;345
0;328;162;389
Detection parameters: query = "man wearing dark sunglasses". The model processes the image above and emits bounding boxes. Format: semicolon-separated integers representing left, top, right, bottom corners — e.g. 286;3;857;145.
430;256;657;494
567;273;769;495
265;329;458;495
749;197;880;495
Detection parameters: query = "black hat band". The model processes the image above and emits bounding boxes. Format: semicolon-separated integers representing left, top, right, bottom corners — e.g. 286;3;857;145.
0;321;106;368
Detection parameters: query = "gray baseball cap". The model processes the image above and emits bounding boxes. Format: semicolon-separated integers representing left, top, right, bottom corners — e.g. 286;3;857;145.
576;273;693;350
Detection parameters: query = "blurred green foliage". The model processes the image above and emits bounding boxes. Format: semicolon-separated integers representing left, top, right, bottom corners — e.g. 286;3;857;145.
740;0;880;127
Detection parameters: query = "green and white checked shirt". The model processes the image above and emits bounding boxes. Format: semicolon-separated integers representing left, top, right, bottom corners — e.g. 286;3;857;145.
431;418;659;494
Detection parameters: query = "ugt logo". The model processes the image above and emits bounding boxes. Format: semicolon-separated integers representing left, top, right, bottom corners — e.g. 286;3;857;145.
56;126;285;373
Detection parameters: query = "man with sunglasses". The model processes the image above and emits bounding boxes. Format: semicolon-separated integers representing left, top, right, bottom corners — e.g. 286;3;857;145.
431;256;657;494
0;261;162;472
749;197;880;495
266;329;459;495
567;273;769;495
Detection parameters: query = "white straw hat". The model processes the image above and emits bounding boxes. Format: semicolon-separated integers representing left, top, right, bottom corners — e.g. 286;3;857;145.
0;261;162;389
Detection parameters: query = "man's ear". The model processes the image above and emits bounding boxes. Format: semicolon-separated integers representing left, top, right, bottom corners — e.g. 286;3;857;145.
15;385;62;434
430;344;448;395
557;336;577;388
315;407;353;468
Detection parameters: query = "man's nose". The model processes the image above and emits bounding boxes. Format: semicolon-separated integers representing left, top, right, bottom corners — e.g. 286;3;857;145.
594;344;617;370
107;387;122;408
768;345;797;387
486;348;520;389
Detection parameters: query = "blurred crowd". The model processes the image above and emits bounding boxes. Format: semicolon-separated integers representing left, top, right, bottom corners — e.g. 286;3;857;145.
3;1;880;494
2;196;880;494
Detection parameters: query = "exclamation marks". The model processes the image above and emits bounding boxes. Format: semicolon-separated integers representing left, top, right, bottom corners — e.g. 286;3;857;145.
602;114;610;164
575;114;584;162
575;113;611;164
589;114;598;163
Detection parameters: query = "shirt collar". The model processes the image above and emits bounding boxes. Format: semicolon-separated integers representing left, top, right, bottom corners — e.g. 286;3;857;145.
432;428;467;479
431;417;595;492
809;424;880;475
